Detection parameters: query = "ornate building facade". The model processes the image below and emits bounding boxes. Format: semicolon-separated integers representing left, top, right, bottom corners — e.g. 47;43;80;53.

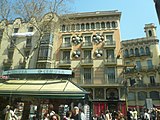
121;23;160;111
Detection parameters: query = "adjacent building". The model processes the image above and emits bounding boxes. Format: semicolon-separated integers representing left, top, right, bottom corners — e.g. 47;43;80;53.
121;23;160;111
0;10;160;117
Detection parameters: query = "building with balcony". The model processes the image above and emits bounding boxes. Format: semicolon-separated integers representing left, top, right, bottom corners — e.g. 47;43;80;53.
121;23;160;111
0;10;130;116
54;10;127;115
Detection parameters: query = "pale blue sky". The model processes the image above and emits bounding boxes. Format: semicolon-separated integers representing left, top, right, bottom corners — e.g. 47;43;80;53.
72;0;160;41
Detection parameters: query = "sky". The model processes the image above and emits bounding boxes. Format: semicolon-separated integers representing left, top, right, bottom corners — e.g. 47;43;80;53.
72;0;160;41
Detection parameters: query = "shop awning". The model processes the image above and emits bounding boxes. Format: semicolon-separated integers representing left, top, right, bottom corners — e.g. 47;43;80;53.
0;79;88;99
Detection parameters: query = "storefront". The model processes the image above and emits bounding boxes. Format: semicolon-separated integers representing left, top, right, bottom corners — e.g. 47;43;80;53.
0;79;89;119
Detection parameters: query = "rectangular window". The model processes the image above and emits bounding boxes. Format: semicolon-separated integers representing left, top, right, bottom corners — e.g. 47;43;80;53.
106;50;114;59
147;60;153;69
84;36;91;43
106;35;113;41
150;76;155;84
83;68;92;84
84;50;91;60
106;67;115;83
26;37;32;46
28;27;34;32
136;61;141;71
62;51;70;60
14;28;19;33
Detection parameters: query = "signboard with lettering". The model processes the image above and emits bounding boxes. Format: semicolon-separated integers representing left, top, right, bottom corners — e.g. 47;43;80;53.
2;69;72;75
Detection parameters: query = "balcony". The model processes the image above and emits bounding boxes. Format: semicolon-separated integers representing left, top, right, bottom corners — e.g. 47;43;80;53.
7;44;15;51
104;58;116;65
81;42;93;49
148;83;160;87
3;59;13;66
103;41;116;48
80;59;93;66
60;43;71;50
124;52;153;59
58;59;71;67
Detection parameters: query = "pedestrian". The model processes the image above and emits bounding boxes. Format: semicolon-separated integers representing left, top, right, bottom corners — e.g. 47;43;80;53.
143;109;150;120
133;108;138;120
4;105;18;120
105;110;112;120
72;106;81;120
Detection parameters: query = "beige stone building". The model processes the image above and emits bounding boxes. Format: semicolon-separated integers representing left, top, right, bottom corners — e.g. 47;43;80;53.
1;9;160;117
121;23;160;111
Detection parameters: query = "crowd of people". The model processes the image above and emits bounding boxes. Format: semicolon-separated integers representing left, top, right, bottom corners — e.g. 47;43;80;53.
2;104;160;120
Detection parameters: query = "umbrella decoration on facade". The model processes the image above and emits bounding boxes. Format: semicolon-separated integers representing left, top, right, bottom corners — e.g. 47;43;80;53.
72;35;83;45
92;33;104;44
72;50;81;58
95;49;103;58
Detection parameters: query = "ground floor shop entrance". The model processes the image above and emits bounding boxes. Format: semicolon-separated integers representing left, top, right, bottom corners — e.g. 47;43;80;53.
93;101;126;116
0;79;89;120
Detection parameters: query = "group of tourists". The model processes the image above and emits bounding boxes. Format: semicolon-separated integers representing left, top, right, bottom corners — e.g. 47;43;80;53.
127;108;160;120
92;110;125;120
43;106;86;120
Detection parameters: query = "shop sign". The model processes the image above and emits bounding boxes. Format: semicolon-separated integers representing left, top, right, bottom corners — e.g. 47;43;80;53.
2;69;72;75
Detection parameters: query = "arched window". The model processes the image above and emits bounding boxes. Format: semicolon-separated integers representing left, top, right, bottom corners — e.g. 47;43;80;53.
135;48;139;57
81;23;85;30
146;46;150;55
71;24;75;31
150;91;159;100
130;49;134;55
101;22;105;29
91;23;95;29
148;30;152;37
112;21;116;28
86;23;90;30
76;24;80;31
124;49;129;57
106;22;111;28
140;47;145;55
96;22;100;29
128;92;135;101
62;25;65;32
138;91;147;100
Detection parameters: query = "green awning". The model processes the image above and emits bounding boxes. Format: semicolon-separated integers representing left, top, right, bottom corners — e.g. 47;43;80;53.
0;79;88;99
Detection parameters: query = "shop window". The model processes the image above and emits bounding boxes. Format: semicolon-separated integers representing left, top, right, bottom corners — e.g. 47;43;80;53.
138;91;147;100
91;23;95;29
106;88;118;100
95;88;104;99
84;88;93;99
135;48;139;57
101;22;105;29
106;22;111;28
128;92;135;101
149;91;159;100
